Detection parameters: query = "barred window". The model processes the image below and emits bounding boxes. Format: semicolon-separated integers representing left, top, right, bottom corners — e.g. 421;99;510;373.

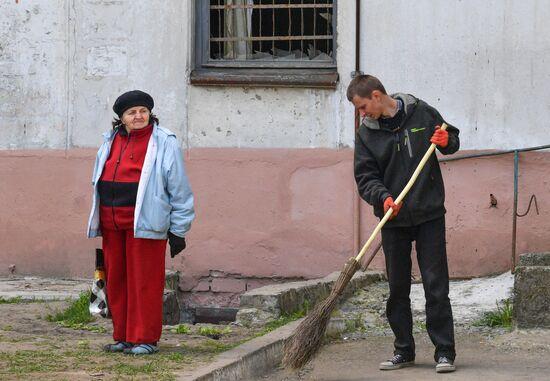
192;0;338;88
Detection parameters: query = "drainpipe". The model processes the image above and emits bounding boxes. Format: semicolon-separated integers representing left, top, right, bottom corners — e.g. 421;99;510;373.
512;150;519;273
352;0;362;255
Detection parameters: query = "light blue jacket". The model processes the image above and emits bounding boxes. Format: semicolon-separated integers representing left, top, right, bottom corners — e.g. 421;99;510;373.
87;124;194;239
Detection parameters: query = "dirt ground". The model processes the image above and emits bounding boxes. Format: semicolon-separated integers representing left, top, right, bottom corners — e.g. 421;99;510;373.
264;273;548;381
0;300;261;380
266;328;550;381
0;273;541;380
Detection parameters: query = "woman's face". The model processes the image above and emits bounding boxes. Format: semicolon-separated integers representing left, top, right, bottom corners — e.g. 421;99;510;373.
121;106;150;131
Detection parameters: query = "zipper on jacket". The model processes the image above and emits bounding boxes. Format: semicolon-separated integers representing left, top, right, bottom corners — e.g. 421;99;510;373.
394;132;400;152
111;134;132;230
404;129;413;158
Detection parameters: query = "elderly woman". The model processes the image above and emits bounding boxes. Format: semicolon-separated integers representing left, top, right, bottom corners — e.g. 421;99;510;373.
87;90;194;355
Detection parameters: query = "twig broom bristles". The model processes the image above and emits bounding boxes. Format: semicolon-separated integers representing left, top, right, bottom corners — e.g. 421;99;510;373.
282;124;448;370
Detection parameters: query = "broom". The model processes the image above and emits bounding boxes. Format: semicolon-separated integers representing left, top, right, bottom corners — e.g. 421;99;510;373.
282;123;448;369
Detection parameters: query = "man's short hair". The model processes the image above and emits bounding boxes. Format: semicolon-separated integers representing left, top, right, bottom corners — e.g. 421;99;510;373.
346;75;387;101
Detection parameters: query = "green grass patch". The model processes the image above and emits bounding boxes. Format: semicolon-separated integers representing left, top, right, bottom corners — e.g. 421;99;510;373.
198;325;232;339
0;296;24;304
0;346;198;378
61;348;194;378
255;302;310;337
173;324;191;334
111;361;173;378
415;321;427;330
0;350;67;375
57;321;106;333
181;339;240;355
45;291;105;332
344;315;366;333
475;299;513;328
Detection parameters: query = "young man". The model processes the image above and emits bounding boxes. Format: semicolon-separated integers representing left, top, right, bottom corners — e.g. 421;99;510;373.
347;75;459;373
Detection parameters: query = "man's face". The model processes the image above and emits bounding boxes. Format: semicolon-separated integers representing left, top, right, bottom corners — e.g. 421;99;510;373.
352;92;383;119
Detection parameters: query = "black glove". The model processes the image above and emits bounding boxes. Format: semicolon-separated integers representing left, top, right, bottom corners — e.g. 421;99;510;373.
168;231;186;258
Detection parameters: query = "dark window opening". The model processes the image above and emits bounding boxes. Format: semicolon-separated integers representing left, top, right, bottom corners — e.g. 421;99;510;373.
208;0;334;64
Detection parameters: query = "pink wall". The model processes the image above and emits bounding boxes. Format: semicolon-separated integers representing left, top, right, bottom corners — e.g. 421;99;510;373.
1;149;549;306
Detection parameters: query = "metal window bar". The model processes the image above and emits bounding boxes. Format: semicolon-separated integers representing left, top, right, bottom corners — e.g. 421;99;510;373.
272;0;275;56
259;1;262;53
218;0;222;59
210;3;333;9
300;0;304;59
207;0;335;67
326;1;329;54
288;0;291;54
313;0;316;58
210;35;332;42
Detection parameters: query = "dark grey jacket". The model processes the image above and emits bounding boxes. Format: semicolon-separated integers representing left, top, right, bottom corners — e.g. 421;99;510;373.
354;93;460;227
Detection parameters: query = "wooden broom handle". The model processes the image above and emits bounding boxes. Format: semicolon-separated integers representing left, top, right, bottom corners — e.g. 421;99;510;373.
355;123;448;262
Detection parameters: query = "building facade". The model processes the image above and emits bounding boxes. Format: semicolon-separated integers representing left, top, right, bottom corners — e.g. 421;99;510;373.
1;0;549;307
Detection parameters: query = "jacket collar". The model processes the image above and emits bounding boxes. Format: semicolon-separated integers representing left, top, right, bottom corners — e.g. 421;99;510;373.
102;123;173;142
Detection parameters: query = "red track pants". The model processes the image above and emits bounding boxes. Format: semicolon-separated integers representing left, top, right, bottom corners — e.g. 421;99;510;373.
102;229;167;344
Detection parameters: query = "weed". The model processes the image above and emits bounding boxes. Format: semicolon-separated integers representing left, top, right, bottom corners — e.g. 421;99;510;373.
0;350;66;375
173;324;191;334
0;296;23;304
164;352;188;361
198;325;232;339
58;321;106;333
0;338;203;379
341;314;366;334
345;315;366;333
475;299;513;328
255;301;310;337
182;339;240;354
46;291;105;332
110;361;176;380
344;319;356;332
415;321;427;330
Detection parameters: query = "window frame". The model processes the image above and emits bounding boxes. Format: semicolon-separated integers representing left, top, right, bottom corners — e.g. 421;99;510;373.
192;0;339;88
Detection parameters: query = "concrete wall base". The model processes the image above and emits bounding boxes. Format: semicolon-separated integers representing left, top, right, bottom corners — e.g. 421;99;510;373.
514;252;550;328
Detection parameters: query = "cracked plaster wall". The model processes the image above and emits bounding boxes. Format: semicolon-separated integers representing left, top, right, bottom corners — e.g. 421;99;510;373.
0;1;68;149
1;0;190;149
360;0;550;150
3;1;550;150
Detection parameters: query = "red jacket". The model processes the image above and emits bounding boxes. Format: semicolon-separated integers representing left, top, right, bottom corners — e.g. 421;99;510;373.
98;125;153;230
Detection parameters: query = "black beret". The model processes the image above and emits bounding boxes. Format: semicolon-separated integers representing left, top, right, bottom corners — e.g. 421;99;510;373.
113;90;154;118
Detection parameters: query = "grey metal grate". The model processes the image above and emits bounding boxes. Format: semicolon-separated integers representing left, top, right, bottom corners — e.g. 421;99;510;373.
208;0;334;64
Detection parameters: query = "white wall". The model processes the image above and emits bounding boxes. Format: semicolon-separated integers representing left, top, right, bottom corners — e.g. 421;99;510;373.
0;0;191;149
2;1;550;150
0;0;356;150
69;0;190;148
0;1;69;149
361;0;550;150
186;1;356;149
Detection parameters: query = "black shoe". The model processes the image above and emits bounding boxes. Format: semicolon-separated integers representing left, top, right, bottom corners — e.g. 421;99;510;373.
436;356;456;373
379;354;415;370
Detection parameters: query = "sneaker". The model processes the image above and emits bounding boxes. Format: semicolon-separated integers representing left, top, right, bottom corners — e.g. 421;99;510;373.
103;341;132;353
436;356;456;373
123;343;159;355
379;354;415;370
